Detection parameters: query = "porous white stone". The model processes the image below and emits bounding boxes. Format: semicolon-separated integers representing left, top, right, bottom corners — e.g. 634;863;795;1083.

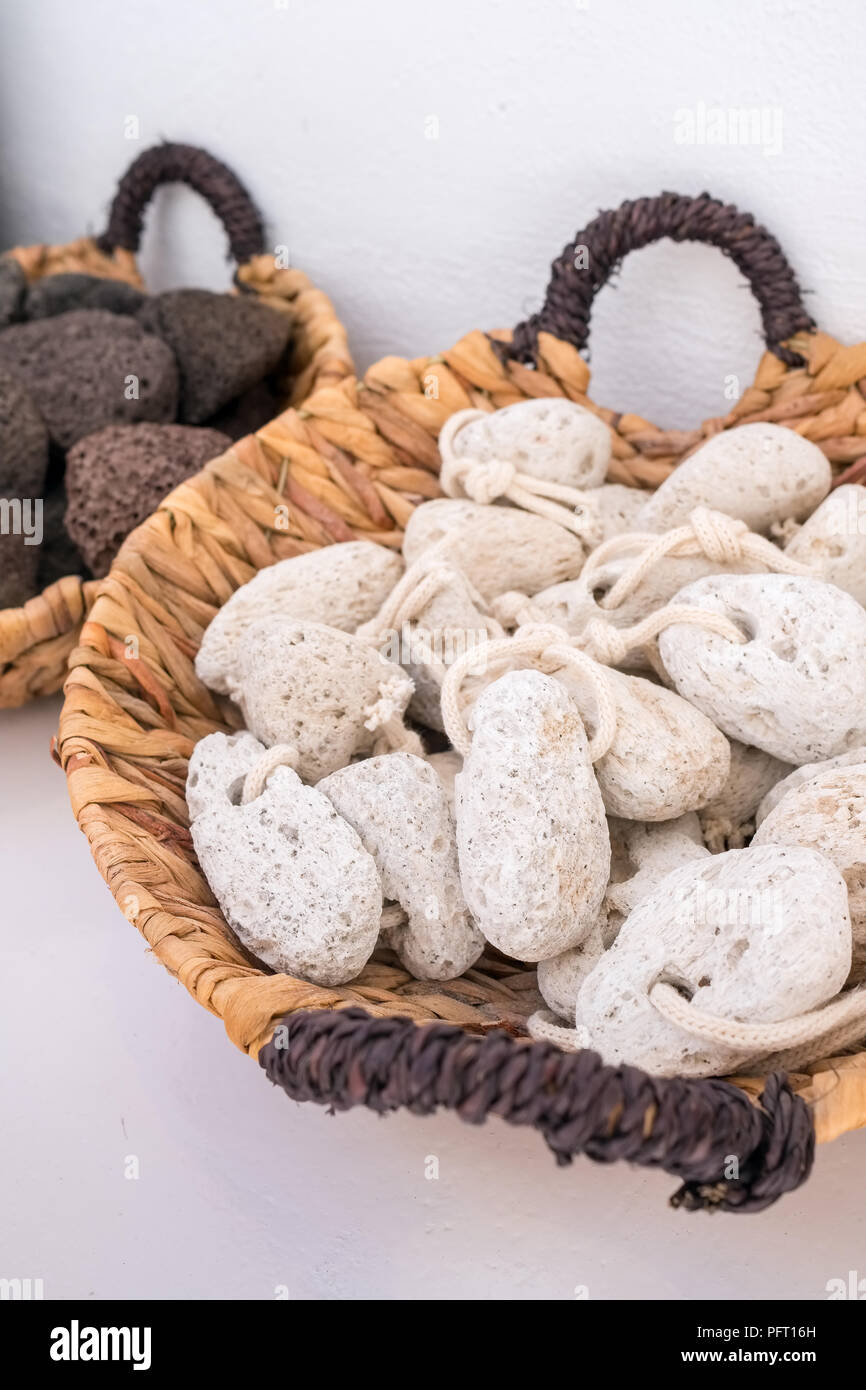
698;740;793;850
402;498;586;600
636;423;831;535
753;763;866;980
658;574;866;764
604;814;710;937
559;665;731;821
187;730;382;985
586;483;647;542
448;397;610;490
579;845;852;1076
319;753;483;980
537;918;606;1020
231;618;414;782
756;745;866;825
784;484;866;605
455;669;610;960
195;541;403;695
540;814;708;1022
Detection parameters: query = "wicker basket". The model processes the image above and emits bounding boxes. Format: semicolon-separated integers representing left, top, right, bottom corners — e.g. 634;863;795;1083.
0;142;352;709
58;193;866;1213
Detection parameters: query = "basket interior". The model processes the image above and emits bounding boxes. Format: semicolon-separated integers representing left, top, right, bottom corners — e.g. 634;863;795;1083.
57;323;866;1143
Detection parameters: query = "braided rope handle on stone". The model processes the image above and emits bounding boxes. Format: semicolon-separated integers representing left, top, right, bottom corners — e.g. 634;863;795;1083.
438;409;603;548
584;506;817;613
96;142;266;267
259;1007;815;1212
508;191;815;368
440;625;619;761
651;981;866;1075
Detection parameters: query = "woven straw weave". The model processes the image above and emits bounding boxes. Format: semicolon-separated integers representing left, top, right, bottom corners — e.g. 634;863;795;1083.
0;145;353;709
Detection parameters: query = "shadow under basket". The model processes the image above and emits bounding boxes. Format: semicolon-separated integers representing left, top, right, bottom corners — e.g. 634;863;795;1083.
58;193;866;1213
0;142;353;709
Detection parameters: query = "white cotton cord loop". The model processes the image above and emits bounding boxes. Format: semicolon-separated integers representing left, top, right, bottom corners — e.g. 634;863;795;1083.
582;505;816;614
438;409;603;548
364;676;425;757
439;627;619;763
578;602;749;668
490;590;548;631
355;543;457;646
649;980;866;1071
240;744;300;803
527;1009;590;1052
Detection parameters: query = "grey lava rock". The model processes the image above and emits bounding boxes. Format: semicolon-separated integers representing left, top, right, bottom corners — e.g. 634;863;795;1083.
36;479;88;588
138;289;291;423
24;272;146;320
0;258;26;328
65;422;230;576
206;379;281;440
0;372;50;607
0;309;178;448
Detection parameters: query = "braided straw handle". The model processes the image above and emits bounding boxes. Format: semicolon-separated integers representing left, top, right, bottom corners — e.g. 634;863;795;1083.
509;191;815;368
95;141;266;268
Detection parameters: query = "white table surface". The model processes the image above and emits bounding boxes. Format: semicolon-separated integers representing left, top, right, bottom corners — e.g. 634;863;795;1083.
3;695;865;1301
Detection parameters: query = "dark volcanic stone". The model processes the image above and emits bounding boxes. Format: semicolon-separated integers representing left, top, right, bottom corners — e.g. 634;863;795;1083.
35;479;89;589
65;422;231;576
0;258;26;328
0;308;178;448
0;372;50;607
0;371;50;497
138;289;291;423
25;272;146;321
206;379;281;440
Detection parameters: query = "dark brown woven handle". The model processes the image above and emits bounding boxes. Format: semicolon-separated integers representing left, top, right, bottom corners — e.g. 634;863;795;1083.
259;1009;815;1213
96;141;266;266
509;192;815;368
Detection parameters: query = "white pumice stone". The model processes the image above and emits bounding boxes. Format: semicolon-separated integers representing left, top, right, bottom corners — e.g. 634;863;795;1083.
319;753;483;980
455;669;610;961
402;498;586;599
558;665;731;821
195;542;403;695
636;423;832;535
604;815;710;937
579;845;852;1077
784;484;866;605
753;764;866;980
186;731;382;985
542;815;708;1022
586;483;647;542
698;740;793;849
657;574;866;764
426;749;463;805
756;745;866;825
186;729;267;823
230;618;414;782
537;918;606;1021
448;397;610;490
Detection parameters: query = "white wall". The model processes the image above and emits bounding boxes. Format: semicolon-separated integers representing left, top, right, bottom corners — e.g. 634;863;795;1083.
2;0;864;430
